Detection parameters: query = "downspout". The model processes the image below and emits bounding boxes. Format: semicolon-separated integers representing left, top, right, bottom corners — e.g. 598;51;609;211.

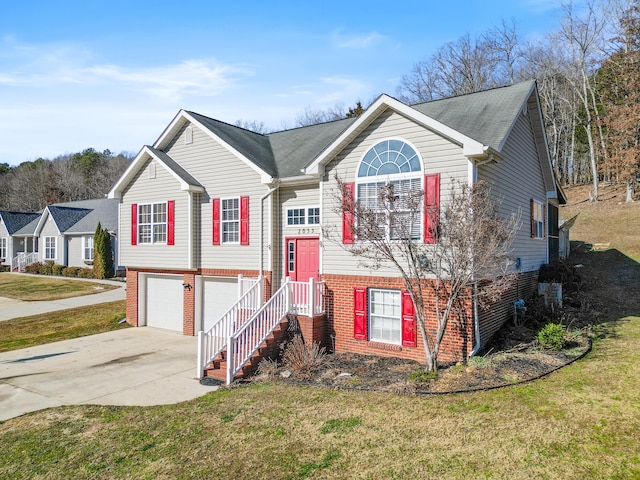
469;282;481;357
188;191;194;270
260;181;280;277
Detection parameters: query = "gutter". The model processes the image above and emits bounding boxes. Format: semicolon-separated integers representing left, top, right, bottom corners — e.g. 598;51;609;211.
469;282;481;357
260;182;280;276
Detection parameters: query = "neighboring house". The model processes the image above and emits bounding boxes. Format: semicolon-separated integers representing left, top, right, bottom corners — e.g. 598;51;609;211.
1;199;118;271
0;211;40;270
108;80;564;379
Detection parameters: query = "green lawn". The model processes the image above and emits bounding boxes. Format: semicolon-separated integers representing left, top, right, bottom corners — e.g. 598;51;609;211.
0;314;638;478
0;273;119;301
0;301;128;352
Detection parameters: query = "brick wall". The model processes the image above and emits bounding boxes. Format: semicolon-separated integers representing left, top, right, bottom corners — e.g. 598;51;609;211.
183;272;196;336
125;269;138;327
322;273;474;365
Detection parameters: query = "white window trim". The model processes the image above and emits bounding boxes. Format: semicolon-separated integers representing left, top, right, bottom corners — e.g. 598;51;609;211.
285;206;320;227
44;236;56;261
138;202;168;245
368;288;402;345
221;197;240;244
0;237;7;259
532;199;545;240
355;138;424;243
83;235;94;261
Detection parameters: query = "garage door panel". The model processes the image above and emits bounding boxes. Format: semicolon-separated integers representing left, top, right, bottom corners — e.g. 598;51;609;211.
203;277;238;331
145;275;183;332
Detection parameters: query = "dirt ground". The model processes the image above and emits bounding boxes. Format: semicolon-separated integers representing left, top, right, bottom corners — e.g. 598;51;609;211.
249;185;638;394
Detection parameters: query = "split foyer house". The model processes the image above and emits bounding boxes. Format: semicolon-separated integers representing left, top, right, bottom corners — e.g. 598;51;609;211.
108;80;564;381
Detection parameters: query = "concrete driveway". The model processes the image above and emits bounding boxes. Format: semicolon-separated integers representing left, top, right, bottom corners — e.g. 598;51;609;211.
0;328;219;421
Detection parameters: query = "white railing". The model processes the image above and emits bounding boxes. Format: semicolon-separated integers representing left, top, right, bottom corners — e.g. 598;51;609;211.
197;276;264;378
12;252;38;272
238;274;261;297
289;278;325;317
226;278;292;384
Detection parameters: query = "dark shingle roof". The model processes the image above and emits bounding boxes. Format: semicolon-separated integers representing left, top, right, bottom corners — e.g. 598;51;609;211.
411;80;535;151
0;211;41;234
268;118;356;177
186;81;535;180
49;198;119;233
147;146;203;189
186;112;278;177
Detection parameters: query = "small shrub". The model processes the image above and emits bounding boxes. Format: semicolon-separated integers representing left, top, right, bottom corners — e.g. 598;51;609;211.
282;335;327;378
77;268;94;278
538;322;566;350
468;355;492;368
24;262;41;274
38;261;54;275
64;267;81;278
52;264;65;276
408;369;439;383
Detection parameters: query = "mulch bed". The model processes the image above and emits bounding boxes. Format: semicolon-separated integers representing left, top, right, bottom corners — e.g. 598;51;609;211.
251;332;591;394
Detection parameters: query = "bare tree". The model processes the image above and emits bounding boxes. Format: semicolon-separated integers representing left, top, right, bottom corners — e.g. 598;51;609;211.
294;103;348;127
333;177;519;371
234;119;270;134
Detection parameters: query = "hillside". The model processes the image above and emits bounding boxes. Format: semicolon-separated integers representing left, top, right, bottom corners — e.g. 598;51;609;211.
560;184;640;320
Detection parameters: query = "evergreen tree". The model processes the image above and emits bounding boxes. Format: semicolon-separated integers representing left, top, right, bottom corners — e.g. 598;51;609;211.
93;223;105;279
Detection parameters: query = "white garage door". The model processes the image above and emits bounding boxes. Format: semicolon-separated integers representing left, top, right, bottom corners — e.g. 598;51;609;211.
145;275;183;332
203;277;238;331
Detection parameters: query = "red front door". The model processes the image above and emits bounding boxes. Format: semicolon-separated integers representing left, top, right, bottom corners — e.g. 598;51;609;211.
286;238;319;282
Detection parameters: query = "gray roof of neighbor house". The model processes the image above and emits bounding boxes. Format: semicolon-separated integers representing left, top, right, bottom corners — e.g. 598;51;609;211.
0;211;41;235
183;81;536;180
48;198;119;233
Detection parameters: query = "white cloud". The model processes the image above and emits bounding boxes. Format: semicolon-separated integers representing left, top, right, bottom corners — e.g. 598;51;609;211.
330;30;385;49
87;60;253;99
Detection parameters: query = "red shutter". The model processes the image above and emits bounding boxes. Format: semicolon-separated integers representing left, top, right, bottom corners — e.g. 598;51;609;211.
401;290;417;347
240;196;249;246
212;198;221;245
423;174;440;244
167;200;175;245
131;203;137;246
342;182;355;244
353;287;368;340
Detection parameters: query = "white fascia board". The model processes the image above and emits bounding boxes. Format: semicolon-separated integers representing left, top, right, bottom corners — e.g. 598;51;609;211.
178;111;273;184
143;147;204;193
34;208;60;236
107;145;147;200
278;175;319;187
304;94;486;176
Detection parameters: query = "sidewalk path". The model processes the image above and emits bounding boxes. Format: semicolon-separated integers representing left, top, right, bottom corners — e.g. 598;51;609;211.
0;275;126;322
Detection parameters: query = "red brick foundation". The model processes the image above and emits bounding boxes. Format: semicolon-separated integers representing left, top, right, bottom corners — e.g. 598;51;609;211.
294;314;328;349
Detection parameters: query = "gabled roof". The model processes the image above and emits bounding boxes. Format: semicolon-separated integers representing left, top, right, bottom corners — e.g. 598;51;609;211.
411;80;536;152
109;80;558;198
0;211;41;235
34;198;119;236
108;145;204;199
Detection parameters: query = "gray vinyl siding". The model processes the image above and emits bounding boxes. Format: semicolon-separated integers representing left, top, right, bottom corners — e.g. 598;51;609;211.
165;123;271;272
65;235;87;268
477;111;548;273
39;218;62;264
0;222;8;266
119;158;191;270
321;109;470;277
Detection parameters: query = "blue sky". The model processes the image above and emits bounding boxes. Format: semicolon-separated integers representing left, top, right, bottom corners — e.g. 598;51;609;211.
0;0;563;165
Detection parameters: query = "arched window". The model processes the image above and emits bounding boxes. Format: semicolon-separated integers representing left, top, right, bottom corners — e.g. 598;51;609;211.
356;140;423;241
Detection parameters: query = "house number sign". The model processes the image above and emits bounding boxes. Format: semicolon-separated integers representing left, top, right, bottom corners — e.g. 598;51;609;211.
297;228;316;235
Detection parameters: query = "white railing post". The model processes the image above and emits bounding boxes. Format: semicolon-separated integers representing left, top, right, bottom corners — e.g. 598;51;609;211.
259;275;264;306
284;277;291;312
226;335;235;385
308;278;315;317
237;274;243;298
197;331;204;379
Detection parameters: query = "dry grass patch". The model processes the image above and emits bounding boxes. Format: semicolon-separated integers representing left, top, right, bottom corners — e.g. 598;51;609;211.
0;273;119;301
0;300;127;352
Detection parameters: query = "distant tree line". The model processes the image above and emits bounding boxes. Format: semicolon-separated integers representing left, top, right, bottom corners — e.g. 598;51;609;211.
0;149;132;211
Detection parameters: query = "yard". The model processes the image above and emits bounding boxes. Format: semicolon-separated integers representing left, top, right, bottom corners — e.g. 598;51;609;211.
0;185;638;478
0;273;119;301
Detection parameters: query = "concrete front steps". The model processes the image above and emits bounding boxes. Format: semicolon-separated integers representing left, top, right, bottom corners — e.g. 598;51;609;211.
203;318;290;382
